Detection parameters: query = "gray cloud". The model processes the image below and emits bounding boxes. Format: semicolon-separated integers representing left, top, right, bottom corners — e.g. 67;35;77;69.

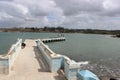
14;0;56;17
54;0;120;29
0;15;25;28
0;0;120;29
55;0;103;16
0;1;28;18
0;0;13;1
0;0;56;27
55;0;120;17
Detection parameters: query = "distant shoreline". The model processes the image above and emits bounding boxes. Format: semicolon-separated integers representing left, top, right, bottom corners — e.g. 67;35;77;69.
0;27;120;35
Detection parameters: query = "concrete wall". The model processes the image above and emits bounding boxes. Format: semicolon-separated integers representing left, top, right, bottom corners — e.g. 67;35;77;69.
36;39;89;80
36;40;51;67
0;39;22;74
0;59;9;74
36;40;63;72
50;54;63;72
64;58;79;80
8;39;22;69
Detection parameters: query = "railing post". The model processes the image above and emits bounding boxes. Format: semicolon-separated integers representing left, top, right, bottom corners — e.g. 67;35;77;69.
50;54;63;72
64;59;79;80
0;58;9;74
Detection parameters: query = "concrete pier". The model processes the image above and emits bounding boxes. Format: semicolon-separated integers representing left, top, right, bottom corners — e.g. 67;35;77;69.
0;39;66;80
0;37;93;80
42;37;66;43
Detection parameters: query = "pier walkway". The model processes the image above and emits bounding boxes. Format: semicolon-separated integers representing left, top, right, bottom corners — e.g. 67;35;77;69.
0;39;66;80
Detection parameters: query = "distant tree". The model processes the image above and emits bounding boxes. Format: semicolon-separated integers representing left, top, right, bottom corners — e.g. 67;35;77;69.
43;26;48;31
30;27;34;31
56;26;65;32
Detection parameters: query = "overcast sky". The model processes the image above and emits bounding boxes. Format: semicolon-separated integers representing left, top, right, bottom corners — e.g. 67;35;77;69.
0;0;120;30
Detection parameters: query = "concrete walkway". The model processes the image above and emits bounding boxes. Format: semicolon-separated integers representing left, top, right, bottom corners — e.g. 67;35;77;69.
0;39;66;80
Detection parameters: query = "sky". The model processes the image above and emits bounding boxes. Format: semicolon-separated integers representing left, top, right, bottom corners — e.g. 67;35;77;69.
0;0;120;30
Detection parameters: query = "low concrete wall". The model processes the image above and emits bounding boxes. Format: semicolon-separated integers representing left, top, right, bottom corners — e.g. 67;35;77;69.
8;39;22;70
0;58;9;74
51;54;63;72
63;56;89;80
36;40;63;72
0;39;22;74
36;39;89;80
36;40;51;66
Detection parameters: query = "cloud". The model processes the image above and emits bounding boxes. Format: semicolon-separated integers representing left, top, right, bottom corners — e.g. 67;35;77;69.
0;0;57;27
0;0;120;29
46;7;65;26
102;0;120;16
54;0;120;29
14;0;56;17
0;13;25;28
55;0;103;16
0;1;29;18
55;0;120;17
59;13;120;30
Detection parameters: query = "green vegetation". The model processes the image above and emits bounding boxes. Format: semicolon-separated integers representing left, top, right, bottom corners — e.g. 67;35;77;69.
0;27;120;35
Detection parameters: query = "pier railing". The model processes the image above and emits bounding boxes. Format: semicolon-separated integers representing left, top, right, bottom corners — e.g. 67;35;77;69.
0;39;22;74
8;39;22;70
36;39;89;80
36;39;63;72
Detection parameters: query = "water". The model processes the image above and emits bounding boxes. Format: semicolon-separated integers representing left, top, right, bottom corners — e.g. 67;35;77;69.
0;32;57;54
46;33;120;77
47;33;120;62
0;32;120;76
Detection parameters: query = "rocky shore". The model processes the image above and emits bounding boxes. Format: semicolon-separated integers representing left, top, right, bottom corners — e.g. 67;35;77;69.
81;60;120;80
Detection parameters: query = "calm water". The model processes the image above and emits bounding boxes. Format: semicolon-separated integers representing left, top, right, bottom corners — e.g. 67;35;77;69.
0;32;57;54
0;32;120;69
47;33;120;62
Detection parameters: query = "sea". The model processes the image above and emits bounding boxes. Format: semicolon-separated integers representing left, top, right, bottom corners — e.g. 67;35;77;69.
0;32;120;77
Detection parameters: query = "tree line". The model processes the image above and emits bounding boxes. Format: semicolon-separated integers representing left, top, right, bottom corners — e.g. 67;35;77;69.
0;26;120;35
